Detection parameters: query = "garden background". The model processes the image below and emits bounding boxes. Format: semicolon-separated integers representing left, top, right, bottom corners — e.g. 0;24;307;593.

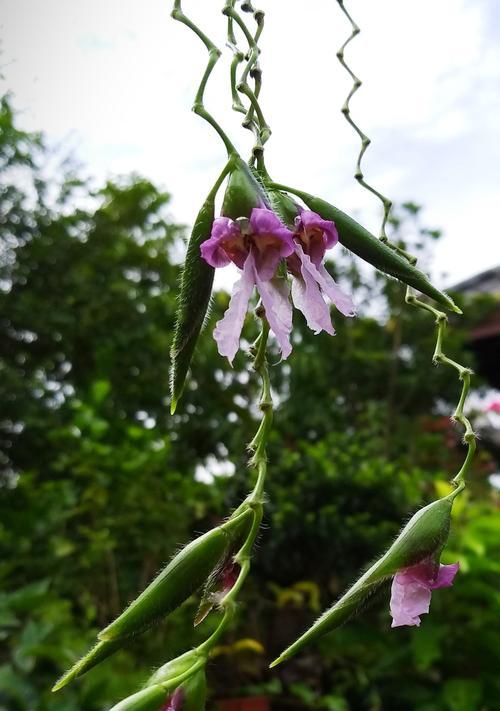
1;93;500;711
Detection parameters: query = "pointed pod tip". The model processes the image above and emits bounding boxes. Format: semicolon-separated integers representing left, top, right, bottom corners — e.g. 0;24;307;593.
51;679;66;693
269;656;285;669
452;303;463;315
170;399;177;415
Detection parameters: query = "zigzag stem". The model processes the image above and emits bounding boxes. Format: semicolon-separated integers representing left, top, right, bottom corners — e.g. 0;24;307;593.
196;315;272;655
335;0;394;244
335;0;475;491
223;1;269;167
405;290;475;493
172;0;237;157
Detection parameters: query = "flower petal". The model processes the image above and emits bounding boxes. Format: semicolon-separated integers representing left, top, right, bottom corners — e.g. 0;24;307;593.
315;262;356;318
296;210;339;264
200;217;243;268
390;571;432;627
161;688;184;711
255;271;293;359
291;253;335;336
433;562;460;589
250;208;295;280
213;253;256;364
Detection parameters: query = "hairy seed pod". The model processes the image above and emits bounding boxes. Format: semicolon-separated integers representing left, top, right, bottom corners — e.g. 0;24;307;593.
108;684;170;711
271;494;455;665
276;188;460;313
110;668;206;711
99;508;254;642
52;638;124;692
169;194;216;414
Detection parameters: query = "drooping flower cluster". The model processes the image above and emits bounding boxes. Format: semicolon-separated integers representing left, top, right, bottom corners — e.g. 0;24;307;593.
200;205;355;362
390;557;459;627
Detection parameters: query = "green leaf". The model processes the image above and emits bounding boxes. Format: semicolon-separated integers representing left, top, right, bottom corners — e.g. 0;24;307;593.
442;679;482;711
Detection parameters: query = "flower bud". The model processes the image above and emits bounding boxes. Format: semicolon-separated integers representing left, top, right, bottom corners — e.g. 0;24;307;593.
146;649;201;687
221;161;268;220
271;493;455;666
267;190;301;228
99;508;254;642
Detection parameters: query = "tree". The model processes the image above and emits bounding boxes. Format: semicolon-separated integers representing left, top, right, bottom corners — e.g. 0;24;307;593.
1;94;499;711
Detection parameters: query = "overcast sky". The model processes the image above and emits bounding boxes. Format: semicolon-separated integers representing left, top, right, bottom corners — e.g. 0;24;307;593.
1;0;499;287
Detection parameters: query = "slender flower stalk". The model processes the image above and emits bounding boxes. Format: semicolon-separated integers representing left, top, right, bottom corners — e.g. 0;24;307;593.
191;313;273;658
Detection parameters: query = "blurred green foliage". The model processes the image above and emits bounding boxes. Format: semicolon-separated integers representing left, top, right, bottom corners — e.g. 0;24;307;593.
1;94;499;711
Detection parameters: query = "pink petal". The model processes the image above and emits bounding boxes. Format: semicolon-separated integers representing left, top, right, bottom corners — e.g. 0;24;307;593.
433;562;460;589
161;688;184;711
200;217;241;268
291;250;335;336
298;210;338;246
255;271;293;359
315;262;356;317
250;208;295;279
390;571;432;627
486;400;500;413
213;253;256;364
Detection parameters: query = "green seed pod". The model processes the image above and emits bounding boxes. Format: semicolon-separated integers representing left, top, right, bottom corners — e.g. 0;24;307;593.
52;638;124;692
145;649;202;687
221;160;269;219
99;508;254;642
272;186;460;313
271;494;455;666
145;656;207;711
108;684;169;711
170;195;216;415
180;669;207;711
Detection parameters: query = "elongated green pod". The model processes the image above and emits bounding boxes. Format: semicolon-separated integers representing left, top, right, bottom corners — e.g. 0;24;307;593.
269;185;460;313
99;508;254;642
271;494;455;666
170;196;216;414
52;638;124;692
109;684;169;711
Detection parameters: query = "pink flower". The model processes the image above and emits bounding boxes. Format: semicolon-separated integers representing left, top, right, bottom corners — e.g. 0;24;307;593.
390;557;459;627
287;210;355;335
201;208;295;363
486;400;500;413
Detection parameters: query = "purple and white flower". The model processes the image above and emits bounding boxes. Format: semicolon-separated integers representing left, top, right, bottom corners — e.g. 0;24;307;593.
288;210;356;335
390;557;460;627
201;207;295;363
200;204;355;362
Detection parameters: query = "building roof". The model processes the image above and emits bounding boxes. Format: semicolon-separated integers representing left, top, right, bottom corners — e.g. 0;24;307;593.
451;266;500;296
